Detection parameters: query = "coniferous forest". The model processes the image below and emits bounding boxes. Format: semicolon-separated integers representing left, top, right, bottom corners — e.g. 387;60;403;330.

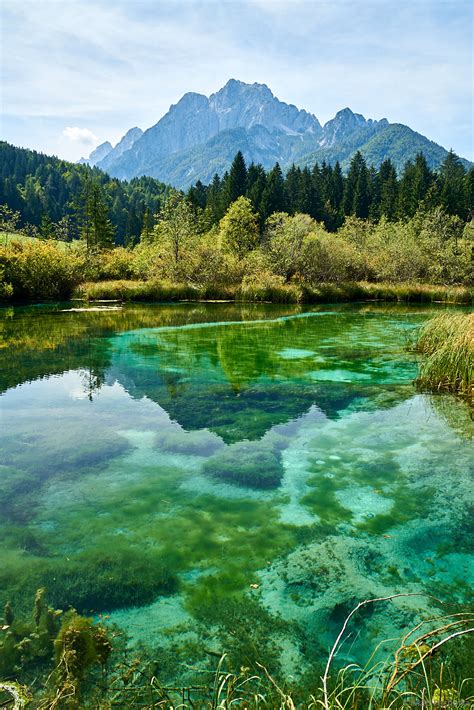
1;141;473;307
1;142;472;245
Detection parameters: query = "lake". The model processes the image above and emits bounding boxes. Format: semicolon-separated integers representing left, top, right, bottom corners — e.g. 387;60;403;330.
1;301;472;688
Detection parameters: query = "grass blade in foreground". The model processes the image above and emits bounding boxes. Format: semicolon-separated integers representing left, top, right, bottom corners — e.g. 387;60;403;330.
413;313;473;397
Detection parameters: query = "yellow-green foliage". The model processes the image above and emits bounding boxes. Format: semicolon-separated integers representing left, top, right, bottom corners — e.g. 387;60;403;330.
76;278;473;305
1;206;473;304
219;195;260;258
76;279;203;302
82;246;138;281
0;239;84;301
55;611;112;680
414;312;473;396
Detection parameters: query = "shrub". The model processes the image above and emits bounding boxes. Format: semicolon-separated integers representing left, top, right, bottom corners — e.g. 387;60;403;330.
83;246;138;281
0;239;83;301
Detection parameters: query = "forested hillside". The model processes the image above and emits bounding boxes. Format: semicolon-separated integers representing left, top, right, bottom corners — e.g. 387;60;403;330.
0;142;169;244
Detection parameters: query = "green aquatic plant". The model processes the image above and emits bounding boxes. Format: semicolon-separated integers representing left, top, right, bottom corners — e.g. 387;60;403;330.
41;550;179;615
53;611;112;702
202;441;284;489
1;591;473;708
413;312;473;397
0;681;32;709
0;590;62;679
0;590;113;708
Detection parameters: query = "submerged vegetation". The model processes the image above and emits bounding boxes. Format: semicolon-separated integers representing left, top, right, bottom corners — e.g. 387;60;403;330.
1;302;473;706
413;312;474;397
0;590;472;708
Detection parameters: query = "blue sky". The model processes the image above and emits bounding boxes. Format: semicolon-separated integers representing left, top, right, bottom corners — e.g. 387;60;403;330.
1;0;472;162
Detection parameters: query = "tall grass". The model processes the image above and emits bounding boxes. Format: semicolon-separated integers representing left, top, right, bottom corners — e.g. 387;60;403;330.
74;279;238;302
413;312;473;397
76;279;474;306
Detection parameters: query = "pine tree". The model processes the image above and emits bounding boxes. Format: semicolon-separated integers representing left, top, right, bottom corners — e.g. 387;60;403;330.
79;179;115;250
464;168;474;220
412;153;433;205
345;152;370;218
226;151;248;206
310;164;325;220
379;159;398;220
439;150;466;217
141;206;154;242
39;214;54;239
284;164;302;214
204;173;225;225
246;163;267;221
187;180;207;210
260;163;286;219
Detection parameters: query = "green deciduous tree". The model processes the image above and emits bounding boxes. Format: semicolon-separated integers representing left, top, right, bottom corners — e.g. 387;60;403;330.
154;189;197;273
219;196;260;259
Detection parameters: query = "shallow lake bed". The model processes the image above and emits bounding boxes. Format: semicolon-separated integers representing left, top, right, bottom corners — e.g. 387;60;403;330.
0;301;472;685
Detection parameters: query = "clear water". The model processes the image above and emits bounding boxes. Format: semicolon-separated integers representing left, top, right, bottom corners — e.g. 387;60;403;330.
0;302;472;685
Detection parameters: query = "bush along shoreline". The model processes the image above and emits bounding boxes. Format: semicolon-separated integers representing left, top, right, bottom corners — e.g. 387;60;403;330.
0;186;473;306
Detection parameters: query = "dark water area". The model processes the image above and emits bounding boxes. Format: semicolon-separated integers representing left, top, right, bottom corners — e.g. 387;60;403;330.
0;301;472;684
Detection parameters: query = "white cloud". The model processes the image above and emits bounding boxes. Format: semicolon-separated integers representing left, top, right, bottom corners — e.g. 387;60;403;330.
62;126;99;145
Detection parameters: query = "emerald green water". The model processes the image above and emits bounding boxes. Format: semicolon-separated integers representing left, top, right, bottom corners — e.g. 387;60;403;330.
0;302;472;684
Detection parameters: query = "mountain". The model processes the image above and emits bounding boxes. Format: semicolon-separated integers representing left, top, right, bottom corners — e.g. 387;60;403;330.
97;127;143;172
80;128;143;169
78;141;113;166
87;79;470;188
96;80;321;184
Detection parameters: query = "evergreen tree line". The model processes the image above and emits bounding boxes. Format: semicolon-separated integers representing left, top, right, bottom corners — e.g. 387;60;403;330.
0;141;169;245
187;150;474;231
1;141;472;250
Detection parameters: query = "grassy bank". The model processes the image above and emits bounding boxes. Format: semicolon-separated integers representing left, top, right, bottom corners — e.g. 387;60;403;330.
75;278;474;305
413;312;473;397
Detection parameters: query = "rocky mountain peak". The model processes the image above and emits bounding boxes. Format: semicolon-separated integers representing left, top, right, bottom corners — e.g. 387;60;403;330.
88;79;464;187
209;79;320;135
79;141;113;166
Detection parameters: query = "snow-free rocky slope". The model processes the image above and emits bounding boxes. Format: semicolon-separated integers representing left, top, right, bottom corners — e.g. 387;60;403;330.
81;79;469;188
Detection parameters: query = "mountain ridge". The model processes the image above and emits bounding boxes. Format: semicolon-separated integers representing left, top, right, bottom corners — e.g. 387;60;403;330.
78;79;470;188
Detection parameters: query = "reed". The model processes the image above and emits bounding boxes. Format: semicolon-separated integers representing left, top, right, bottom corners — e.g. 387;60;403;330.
76;279;473;306
413;312;473;397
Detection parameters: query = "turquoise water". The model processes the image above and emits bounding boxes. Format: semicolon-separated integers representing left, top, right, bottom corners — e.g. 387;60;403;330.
0;302;472;685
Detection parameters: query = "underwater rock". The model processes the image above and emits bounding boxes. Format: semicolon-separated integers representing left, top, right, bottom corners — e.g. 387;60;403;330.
202;440;284;489
259;534;411;627
155;427;224;457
